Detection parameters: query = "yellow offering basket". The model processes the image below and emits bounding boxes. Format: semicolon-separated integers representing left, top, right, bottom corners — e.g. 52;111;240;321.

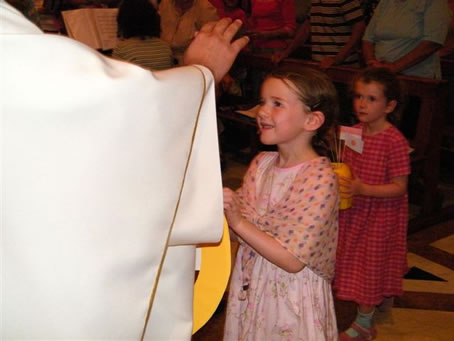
331;162;353;210
193;218;231;334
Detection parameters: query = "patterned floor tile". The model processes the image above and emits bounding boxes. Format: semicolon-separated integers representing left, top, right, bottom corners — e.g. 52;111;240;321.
431;234;454;255
374;308;454;341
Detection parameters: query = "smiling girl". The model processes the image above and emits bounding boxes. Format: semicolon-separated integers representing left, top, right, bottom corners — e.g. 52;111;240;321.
335;67;411;341
223;67;339;341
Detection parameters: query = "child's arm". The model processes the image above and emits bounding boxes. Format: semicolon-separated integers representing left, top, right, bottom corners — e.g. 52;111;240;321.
223;188;305;273
340;174;408;198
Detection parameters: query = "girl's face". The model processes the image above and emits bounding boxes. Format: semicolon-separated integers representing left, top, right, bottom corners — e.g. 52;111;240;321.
257;77;310;148
353;80;395;128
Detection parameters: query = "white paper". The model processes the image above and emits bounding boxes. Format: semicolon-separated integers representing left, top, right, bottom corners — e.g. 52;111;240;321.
92;9;118;50
62;8;118;50
345;135;364;154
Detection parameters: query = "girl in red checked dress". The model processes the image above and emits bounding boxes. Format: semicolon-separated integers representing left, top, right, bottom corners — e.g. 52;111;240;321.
335;67;411;341
223;67;339;341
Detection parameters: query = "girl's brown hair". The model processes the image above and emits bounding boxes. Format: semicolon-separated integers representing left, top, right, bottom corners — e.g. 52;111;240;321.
352;67;404;126
265;67;339;156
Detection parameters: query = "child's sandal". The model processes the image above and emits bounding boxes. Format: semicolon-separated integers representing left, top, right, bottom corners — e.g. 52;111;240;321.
339;322;377;341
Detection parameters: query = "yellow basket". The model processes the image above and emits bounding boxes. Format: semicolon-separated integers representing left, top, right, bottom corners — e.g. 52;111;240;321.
331;162;353;210
192;218;231;334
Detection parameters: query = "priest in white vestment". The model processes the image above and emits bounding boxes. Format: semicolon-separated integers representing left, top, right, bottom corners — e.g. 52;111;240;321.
0;1;248;339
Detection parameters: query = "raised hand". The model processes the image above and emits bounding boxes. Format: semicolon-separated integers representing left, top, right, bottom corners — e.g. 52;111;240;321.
184;18;249;84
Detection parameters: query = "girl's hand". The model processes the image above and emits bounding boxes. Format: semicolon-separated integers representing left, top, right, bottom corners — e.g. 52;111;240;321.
224;190;305;273
340;174;408;199
223;187;245;230
339;169;363;198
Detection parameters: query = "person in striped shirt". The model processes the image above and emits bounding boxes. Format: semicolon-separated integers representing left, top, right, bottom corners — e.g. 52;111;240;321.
272;0;366;69
112;0;174;71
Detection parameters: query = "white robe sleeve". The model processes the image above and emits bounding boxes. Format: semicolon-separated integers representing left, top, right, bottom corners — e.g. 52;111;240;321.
0;1;223;339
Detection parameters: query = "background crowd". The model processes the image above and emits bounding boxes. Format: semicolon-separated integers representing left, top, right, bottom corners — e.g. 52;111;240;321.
9;1;453;78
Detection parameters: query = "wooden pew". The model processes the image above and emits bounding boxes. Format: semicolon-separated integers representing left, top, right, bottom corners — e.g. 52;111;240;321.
441;57;454;78
441;57;454;136
233;53;449;227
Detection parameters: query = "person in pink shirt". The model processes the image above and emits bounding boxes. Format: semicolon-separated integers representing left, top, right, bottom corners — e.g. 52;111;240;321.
223;67;339;341
246;0;296;53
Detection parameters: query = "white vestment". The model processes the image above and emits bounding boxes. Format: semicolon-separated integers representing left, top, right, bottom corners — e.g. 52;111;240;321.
0;1;223;339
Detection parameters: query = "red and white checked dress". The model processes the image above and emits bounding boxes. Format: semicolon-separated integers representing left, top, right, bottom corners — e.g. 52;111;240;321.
334;124;410;306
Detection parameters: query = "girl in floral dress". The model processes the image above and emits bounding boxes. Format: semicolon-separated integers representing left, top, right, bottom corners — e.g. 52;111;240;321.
335;67;411;341
223;67;339;341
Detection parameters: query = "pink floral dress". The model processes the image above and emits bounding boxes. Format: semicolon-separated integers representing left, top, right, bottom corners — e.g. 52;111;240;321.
224;152;339;341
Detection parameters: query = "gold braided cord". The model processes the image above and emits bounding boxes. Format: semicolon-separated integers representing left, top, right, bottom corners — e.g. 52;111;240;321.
140;66;208;340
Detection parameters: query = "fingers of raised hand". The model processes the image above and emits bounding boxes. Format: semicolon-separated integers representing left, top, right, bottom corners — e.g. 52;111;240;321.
185;19;249;83
199;18;237;40
212;17;234;37
215;19;249;52
199;20;218;34
231;35;249;53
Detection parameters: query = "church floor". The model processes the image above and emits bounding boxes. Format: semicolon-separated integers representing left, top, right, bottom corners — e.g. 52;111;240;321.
192;152;454;341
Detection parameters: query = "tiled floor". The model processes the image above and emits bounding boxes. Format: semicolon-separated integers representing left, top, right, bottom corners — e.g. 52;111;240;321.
192;152;454;341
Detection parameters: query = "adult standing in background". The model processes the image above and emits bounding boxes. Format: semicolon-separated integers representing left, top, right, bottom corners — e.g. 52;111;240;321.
440;0;454;58
245;0;296;54
363;0;452;79
113;0;174;71
273;0;365;69
1;0;249;338
361;0;380;23
159;0;219;64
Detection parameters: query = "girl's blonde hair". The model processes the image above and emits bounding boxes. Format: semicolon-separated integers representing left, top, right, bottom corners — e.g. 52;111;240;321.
265;67;339;156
